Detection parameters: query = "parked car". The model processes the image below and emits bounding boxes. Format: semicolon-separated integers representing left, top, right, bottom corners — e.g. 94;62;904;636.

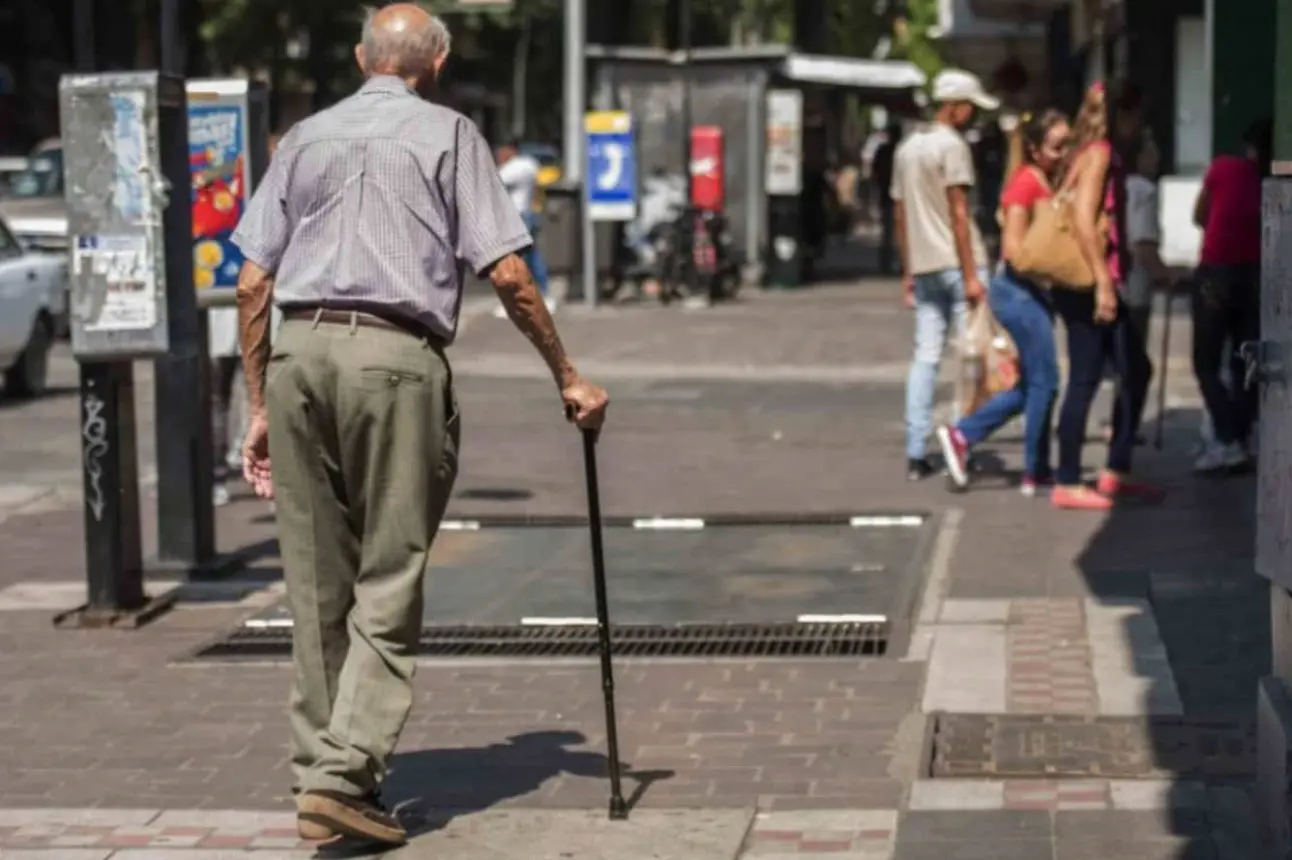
0;156;32;197
0;140;70;337
0;212;67;398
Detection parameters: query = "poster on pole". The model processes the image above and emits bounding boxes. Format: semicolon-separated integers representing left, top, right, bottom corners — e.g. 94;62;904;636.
765;90;803;196
73;234;157;331
585;111;637;221
108;91;151;223
188;95;249;291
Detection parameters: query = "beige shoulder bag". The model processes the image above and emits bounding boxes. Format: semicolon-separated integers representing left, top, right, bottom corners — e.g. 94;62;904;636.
1010;161;1108;292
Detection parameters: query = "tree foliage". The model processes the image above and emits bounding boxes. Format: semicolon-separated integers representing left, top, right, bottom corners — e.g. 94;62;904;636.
193;0;912;136
888;0;944;80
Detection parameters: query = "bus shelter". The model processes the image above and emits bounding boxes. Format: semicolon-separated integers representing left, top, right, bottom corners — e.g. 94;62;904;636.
586;45;926;287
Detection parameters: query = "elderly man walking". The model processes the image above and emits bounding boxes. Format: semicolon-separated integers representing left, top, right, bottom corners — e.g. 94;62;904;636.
231;4;609;847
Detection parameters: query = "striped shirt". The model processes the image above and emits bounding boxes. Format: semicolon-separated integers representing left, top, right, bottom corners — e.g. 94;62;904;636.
231;75;531;343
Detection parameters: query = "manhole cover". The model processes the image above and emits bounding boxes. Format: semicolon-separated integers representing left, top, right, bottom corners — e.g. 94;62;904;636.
928;714;1255;779
192;621;888;661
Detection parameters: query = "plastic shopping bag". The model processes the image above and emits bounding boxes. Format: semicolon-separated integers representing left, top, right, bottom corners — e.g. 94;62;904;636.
959;302;1019;418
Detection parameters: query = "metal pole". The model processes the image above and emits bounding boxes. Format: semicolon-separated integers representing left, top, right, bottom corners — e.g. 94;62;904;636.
566;0;597;307
678;0;696;295
582;194;597;307
77;363;146;619
564;0;585;185
73;0;95;72
679;0;693;204
71;0;143;619
160;0;181;74
745;73;762;279
150;0;220;579
60;0;159;627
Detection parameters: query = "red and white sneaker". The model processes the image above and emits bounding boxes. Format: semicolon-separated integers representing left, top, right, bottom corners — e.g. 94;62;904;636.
936;425;971;489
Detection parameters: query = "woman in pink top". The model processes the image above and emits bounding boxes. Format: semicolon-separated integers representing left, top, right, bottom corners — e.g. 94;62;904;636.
1049;81;1160;511
1190;118;1269;474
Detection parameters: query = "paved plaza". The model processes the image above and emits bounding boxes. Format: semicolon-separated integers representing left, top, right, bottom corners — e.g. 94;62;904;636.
0;280;1267;858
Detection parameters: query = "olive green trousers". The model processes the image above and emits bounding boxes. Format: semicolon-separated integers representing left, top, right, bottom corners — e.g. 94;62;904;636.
266;315;459;798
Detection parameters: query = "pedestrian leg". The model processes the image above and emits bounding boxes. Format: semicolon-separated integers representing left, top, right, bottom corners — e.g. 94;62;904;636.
905;274;951;462
264;321;362;796
306;323;459;798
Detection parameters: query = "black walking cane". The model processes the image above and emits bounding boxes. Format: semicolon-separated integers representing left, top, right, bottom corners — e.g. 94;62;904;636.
567;406;629;821
1153;279;1180;450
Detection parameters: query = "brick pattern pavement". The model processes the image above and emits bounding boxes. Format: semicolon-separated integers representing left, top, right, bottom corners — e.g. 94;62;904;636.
0;282;1266;859
1007;600;1097;715
908;779;1212;812
924;598;1177;717
0;600;923;811
743;810;898;858
0;787;1254;858
0;811;307;851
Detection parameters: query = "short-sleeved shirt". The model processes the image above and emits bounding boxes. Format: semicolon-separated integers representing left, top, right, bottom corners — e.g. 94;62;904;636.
1122;174;1161;307
889;122;988;276
1200;154;1262;265
999;165;1052;210
498;153;541;214
231;75;531;343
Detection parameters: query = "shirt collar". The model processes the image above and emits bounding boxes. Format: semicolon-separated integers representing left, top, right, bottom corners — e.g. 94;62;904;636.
361;75;416;96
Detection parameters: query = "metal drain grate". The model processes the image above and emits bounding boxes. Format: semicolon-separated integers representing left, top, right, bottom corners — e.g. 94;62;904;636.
192;621;888;661
927;714;1256;779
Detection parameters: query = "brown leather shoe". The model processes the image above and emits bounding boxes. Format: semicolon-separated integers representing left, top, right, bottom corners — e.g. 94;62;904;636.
297;814;341;844
297;790;406;846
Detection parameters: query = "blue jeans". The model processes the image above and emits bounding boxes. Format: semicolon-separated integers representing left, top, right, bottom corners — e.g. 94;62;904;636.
955;269;1059;479
906;269;973;460
521;210;549;295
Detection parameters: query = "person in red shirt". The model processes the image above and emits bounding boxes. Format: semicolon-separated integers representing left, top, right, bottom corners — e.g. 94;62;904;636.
935;109;1068;496
1190;118;1270;473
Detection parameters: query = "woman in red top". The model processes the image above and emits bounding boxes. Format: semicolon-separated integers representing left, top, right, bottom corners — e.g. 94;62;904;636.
1190;118;1270;473
1049;81;1159;511
935;110;1068;496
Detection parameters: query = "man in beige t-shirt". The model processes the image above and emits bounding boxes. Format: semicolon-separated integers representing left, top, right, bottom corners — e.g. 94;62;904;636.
890;69;997;480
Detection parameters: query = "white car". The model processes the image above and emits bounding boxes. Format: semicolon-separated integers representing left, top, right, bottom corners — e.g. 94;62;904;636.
0;140;70;339
0;215;67;398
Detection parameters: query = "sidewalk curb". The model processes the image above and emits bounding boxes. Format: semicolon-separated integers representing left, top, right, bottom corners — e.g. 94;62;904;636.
902;507;964;663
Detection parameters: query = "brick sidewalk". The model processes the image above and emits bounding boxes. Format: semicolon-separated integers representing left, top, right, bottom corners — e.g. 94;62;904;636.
0;283;1265;858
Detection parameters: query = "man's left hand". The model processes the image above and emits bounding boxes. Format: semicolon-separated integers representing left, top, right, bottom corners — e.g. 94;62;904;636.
964;273;986;304
242;410;274;499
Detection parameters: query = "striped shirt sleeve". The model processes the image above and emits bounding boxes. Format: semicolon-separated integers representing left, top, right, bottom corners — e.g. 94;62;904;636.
231;136;293;272
450;118;532;276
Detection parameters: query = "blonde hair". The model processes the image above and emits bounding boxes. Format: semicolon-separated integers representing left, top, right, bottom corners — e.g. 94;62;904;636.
1061;83;1108;177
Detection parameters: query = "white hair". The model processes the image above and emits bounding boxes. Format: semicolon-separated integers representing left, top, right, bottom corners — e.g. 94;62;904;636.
360;5;451;77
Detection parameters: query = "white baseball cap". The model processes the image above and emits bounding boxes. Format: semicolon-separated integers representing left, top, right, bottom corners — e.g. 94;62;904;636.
931;69;1001;111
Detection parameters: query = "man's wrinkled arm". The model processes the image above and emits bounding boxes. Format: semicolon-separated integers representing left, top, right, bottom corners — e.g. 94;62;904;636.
235;261;275;415
488;253;577;389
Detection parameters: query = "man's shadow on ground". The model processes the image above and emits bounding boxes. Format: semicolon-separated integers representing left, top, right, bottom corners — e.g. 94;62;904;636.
318;731;673;858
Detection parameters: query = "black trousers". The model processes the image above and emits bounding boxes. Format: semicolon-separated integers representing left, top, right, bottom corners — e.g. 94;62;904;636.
879;196;895;274
1053;289;1153;484
1192;263;1260;446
